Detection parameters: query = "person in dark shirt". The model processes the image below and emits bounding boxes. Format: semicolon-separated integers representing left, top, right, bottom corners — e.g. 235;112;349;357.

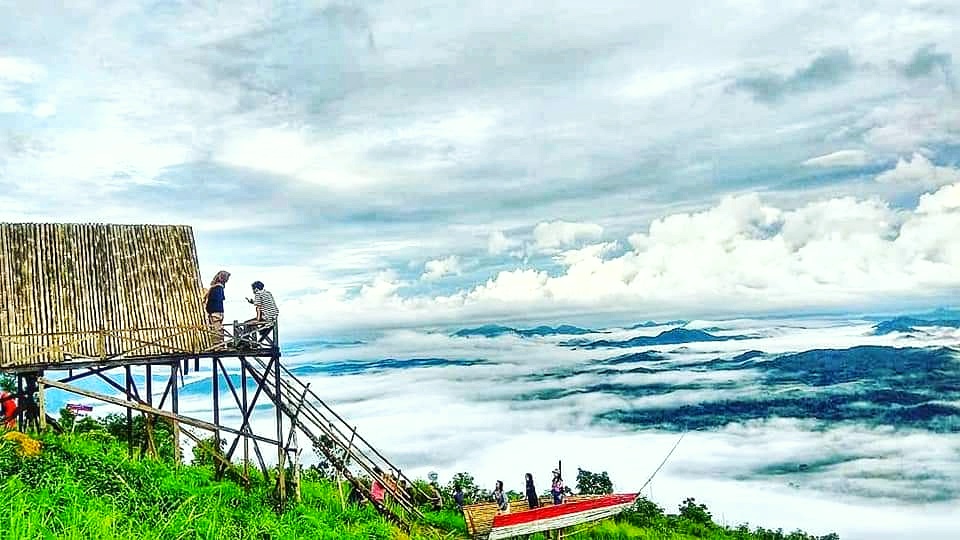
524;473;539;509
205;270;230;336
453;484;465;510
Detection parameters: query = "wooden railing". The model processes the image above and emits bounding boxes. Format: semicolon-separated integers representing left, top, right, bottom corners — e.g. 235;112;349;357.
0;321;279;368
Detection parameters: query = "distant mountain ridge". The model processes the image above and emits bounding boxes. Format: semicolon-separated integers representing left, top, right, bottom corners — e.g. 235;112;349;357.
452;323;596;338
872;316;960;336
627;319;688;329
453;318;697;338
563;327;749;348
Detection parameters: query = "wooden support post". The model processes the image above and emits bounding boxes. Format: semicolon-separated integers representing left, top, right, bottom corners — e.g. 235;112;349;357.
293;445;302;503
212;356;221;477
37;378;46;431
146;364;153;406
16;375;23;430
144;364;155;458
97;326;105;360
274;355;286;508
171;362;181;465
241;360;249;479
125;365;133;457
280;387;308;507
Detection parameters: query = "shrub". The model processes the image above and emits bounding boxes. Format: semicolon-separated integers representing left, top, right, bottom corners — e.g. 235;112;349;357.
678;497;713;525
576;467;613;495
445;471;488;504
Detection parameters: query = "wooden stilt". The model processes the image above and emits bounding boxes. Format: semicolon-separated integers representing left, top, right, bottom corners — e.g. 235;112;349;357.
212;356;221;477
37;378;46;431
241;361;249;479
125;365;134;457
171;362;181;465
274;354;287;508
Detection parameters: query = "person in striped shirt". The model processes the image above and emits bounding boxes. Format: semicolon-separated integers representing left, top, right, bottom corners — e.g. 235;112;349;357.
245;281;279;343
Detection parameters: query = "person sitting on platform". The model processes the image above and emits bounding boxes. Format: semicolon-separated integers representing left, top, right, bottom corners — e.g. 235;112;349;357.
204;270;230;337
493;480;509;514
244;281;279;345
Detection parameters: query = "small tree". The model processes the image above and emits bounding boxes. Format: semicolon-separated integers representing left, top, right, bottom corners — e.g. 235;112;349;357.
576;467;613;495
446;472;487;504
678;497;713;525
0;374;14;393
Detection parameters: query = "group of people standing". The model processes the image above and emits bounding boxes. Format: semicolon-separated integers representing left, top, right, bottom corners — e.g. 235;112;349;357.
493;468;565;514
203;270;280;341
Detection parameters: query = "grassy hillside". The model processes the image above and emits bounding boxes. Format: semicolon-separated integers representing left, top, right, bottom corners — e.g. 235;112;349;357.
0;428;837;540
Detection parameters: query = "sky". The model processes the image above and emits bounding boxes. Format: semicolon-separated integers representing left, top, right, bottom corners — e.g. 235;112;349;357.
2;1;960;336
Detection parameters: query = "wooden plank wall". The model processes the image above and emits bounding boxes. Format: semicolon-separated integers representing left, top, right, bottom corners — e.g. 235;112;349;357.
0;223;209;366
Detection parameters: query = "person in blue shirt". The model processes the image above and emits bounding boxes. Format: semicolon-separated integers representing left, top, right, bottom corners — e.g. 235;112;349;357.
205;270;230;336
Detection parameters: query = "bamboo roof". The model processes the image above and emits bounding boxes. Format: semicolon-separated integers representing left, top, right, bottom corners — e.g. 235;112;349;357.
0;223;211;368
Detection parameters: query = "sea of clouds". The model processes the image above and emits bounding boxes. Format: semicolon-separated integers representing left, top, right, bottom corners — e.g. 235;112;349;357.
46;316;960;540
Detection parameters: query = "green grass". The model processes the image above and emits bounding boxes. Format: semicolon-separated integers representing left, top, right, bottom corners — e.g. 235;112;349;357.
0;430;837;539
0;432;396;539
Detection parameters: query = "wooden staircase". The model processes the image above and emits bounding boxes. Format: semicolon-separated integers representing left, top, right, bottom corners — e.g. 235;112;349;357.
243;356;427;530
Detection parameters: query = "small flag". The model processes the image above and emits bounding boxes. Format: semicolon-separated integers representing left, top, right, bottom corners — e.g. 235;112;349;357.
67;403;93;413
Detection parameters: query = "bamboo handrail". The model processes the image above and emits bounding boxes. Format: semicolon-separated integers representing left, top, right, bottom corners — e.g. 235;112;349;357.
0;321;278;368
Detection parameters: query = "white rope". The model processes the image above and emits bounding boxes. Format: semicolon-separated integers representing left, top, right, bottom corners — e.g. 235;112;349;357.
637;432;685;496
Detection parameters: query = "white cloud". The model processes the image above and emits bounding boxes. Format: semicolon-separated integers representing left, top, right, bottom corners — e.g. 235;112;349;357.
876;153;960;189
917;182;960;214
32;102;56;118
859;102;960;153
802;149;870;168
360;270;405;301
216;109;499;193
553;241;619;266
421;255;462;281
275;182;960;334
0;56;45;114
532;220;604;252
487;230;519;256
0;56;44;83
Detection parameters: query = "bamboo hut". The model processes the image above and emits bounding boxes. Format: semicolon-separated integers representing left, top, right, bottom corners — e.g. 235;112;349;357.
0;223;212;368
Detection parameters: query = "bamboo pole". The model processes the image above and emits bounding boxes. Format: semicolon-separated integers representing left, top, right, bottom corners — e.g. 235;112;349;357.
38;378;46;430
339;425;357;509
0;224;12;361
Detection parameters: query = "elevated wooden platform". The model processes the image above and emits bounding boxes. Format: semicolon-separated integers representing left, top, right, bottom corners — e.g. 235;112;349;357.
0;222;427;532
